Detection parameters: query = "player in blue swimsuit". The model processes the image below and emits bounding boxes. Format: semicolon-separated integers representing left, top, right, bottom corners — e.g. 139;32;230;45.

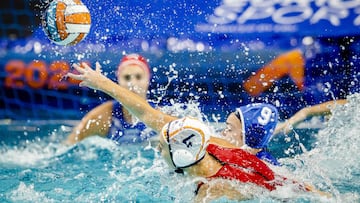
65;54;156;145
221;103;280;165
67;61;331;201
108;101;156;143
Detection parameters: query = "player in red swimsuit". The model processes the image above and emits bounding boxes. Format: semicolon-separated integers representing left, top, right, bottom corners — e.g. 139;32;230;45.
67;62;331;202
160;117;324;201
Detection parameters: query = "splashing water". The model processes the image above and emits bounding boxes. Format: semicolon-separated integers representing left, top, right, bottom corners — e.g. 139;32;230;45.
278;93;360;202
1;94;360;202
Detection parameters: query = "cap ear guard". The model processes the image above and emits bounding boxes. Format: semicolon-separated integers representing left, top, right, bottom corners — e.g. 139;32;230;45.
245;123;266;148
169;128;207;168
172;149;195;168
162;117;210;169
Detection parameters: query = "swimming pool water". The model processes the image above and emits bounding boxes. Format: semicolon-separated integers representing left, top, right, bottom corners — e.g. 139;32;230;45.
1;94;360;202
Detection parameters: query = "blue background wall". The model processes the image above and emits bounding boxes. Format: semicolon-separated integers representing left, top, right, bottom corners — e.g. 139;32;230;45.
0;0;359;121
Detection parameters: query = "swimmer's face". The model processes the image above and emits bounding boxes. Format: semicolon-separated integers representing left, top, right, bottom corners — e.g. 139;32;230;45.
158;132;176;168
117;64;150;97
221;112;244;147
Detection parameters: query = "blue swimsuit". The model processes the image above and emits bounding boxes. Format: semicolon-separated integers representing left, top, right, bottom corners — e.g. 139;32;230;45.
256;149;280;166
107;100;156;143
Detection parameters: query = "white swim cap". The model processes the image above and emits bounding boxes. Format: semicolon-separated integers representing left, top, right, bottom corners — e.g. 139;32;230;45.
161;117;210;168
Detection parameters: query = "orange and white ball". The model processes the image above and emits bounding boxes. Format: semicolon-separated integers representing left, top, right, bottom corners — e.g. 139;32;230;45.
42;0;91;46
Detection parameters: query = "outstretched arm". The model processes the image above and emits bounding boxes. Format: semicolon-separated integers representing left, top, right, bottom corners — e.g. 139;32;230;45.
275;99;347;134
66;62;176;132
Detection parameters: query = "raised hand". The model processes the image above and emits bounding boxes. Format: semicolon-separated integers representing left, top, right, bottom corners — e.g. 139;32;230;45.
66;62;107;91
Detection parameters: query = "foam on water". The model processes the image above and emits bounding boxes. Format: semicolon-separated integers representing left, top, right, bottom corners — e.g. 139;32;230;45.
8;182;52;203
0;142;69;168
277;93;360;202
1;95;360;202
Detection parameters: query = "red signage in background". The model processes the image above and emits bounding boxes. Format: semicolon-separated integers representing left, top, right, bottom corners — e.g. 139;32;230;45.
243;49;305;97
4;59;86;90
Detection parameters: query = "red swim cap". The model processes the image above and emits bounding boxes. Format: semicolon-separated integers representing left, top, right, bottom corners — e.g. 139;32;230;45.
117;54;150;77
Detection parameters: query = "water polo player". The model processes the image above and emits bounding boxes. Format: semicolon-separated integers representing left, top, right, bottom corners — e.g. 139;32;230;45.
66;62;330;201
65;54;156;145
221;103;280;165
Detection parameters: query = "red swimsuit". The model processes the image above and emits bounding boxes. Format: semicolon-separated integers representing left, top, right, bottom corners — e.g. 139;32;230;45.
205;144;281;191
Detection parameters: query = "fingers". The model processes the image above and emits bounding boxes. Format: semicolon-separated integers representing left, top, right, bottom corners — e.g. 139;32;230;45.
66;63;88;81
95;62;101;73
79;81;87;87
67;63;91;80
81;62;91;70
72;63;85;73
66;72;83;80
66;62;101;82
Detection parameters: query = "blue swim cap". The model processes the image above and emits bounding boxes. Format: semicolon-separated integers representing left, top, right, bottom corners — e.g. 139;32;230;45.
235;103;278;149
